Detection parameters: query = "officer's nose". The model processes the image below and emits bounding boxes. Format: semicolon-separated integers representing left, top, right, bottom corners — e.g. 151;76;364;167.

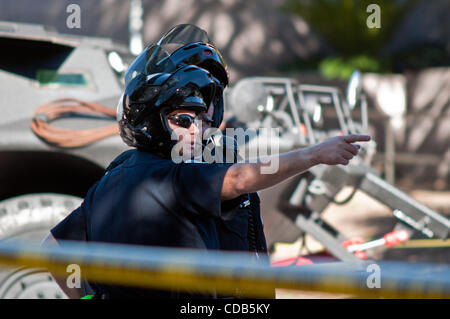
189;119;200;135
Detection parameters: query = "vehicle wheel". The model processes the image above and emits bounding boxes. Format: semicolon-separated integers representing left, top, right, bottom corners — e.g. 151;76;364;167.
0;193;82;299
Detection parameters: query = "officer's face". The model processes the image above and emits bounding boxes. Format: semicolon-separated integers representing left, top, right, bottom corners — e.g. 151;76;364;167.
167;109;202;154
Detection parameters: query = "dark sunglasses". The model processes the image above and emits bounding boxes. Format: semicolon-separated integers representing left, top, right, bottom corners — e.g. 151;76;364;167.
167;114;213;128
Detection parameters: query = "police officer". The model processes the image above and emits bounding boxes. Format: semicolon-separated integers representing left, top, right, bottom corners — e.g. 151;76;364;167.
200;107;268;256
43;24;370;299
205;130;270;298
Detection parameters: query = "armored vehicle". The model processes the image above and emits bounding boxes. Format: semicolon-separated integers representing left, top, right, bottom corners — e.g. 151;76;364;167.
0;21;132;298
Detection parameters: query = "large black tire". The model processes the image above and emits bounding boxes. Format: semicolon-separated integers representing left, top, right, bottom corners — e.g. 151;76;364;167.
0;193;82;299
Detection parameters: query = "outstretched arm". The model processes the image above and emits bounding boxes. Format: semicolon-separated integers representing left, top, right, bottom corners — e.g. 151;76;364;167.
221;134;370;200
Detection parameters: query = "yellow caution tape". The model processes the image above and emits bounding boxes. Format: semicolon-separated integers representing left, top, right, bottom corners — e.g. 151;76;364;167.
0;240;448;299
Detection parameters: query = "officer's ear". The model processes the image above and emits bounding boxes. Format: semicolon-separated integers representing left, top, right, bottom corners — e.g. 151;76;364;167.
207;102;217;122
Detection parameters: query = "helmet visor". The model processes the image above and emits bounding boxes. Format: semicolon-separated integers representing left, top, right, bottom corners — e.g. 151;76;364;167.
125;24;212;87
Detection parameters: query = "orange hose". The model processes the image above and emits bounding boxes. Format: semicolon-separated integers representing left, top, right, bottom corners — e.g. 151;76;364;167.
31;98;119;148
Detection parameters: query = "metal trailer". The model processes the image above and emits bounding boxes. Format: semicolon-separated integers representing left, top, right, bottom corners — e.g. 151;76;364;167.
226;74;450;263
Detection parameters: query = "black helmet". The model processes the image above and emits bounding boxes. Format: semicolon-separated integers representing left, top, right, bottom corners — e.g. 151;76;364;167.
117;64;221;155
124;24;228;128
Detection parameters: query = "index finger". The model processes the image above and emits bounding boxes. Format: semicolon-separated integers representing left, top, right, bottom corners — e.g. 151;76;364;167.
342;134;371;143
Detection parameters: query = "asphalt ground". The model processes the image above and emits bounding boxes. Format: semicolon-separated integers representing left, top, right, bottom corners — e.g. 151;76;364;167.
272;188;450;298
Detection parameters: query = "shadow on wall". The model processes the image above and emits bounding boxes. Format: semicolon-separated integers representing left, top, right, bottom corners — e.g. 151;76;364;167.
0;0;131;45
362;68;450;190
383;0;450;56
0;0;332;83
141;0;331;82
1;0;449;82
